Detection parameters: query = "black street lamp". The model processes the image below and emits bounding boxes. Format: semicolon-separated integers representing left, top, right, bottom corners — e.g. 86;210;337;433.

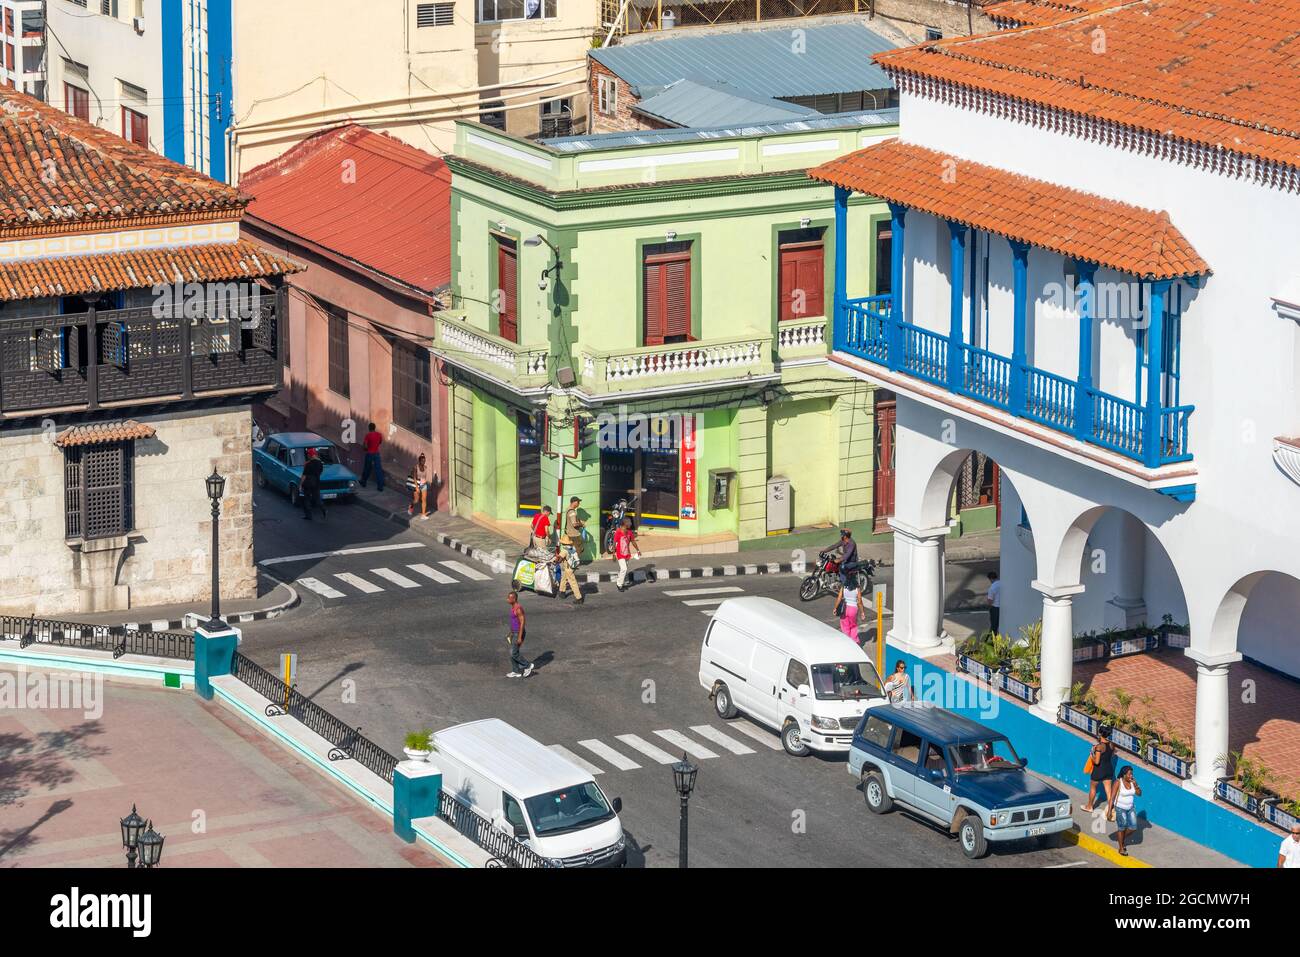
205;470;226;631
671;752;698;869
137;820;165;868
120;804;145;869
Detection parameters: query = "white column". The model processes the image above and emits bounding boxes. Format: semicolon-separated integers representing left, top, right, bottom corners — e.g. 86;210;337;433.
1184;648;1241;795
1104;511;1147;629
888;519;950;655
1031;580;1085;721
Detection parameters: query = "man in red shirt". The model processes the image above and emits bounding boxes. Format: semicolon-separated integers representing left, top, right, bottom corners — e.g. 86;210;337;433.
613;517;640;592
360;422;385;492
529;505;553;550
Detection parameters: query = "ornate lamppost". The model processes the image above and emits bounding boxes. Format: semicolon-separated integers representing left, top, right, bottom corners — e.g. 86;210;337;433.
205;470;226;630
120;804;145;869
671;752;698;869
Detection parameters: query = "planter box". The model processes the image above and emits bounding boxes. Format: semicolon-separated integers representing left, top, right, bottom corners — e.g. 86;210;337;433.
999;672;1041;705
1107;631;1161;658
956;654;1040;704
1072;639;1107;663
1145;742;1194;780
1214;778;1265;817
1059;703;1100;736
1160;624;1191;649
1263;800;1300;832
1108;726;1145;759
956;653;998;683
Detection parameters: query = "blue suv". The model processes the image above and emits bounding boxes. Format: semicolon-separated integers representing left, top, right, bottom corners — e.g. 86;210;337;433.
848;703;1073;859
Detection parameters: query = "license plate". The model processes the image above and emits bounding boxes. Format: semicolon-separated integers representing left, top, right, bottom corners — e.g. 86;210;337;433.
323;492;340;500
1027;826;1047;837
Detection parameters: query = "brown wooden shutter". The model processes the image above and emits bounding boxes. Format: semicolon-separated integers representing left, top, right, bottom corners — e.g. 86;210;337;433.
643;244;692;345
497;239;518;342
779;241;825;321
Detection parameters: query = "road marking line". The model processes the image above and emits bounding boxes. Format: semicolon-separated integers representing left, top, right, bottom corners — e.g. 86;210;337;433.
297;577;345;599
439;560;491;581
370;567;419;588
614;734;677;765
334;572;383;594
1044;861;1089;868
653;729;718;760
1060;827;1150;868
547;745;603;776
700;610;717;616
406;563;458;584
663;586;743;597
683;598;728;607
578;739;641;771
260;542;425;566
689;724;756;755
726;720;783;750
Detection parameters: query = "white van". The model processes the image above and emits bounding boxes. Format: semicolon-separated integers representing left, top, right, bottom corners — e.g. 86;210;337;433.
698;596;887;756
433;718;626;867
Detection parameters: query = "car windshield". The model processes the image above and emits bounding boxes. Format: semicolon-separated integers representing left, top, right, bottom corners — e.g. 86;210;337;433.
523;781;615;836
949;739;1021;772
810;661;884;701
288;446;339;467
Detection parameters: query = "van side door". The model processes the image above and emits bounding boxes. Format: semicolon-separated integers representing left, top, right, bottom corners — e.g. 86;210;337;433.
746;641;787;730
503;792;531;845
911;740;958;822
781;658;812;723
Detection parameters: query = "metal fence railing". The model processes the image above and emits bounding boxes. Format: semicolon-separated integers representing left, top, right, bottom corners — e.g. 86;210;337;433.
229;652;556;868
2;614;194;661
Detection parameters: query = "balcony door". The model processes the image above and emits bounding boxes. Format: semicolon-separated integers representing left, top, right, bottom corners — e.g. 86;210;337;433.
496;236;518;343
643;242;692;345
778;228;825;321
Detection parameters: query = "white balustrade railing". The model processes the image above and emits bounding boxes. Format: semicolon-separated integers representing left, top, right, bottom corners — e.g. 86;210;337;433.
777;319;826;353
583;333;772;391
435;314;547;381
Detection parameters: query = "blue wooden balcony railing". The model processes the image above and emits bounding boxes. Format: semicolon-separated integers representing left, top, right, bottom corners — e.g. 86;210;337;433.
835;298;1194;468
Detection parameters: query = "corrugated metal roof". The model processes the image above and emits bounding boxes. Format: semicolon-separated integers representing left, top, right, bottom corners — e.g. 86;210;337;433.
241;125;451;296
590;22;898;98
633;79;818;129
542;108;899;153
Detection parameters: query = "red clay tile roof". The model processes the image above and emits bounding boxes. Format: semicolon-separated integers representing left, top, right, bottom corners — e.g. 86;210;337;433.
984;0;1120;26
0;88;246;232
241;125;451;296
809;139;1208;278
54;419;156;447
877;0;1300;172
0;240;302;301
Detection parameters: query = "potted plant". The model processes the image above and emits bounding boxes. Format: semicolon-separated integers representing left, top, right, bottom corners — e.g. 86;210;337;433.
1159;613;1191;649
1060;681;1100;734
1263;796;1300;832
1104;688;1145;757
1215;752;1276;816
1072;630;1107;662
403;728;436;762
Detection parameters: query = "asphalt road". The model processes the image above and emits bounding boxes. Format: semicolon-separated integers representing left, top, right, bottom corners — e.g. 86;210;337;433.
245;486;1103;868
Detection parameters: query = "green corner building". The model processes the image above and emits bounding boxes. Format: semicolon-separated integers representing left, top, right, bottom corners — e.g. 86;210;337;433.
434;114;901;558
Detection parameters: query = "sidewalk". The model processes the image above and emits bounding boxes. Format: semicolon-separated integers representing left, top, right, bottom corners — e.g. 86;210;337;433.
351;485;1000;583
57;575;298;632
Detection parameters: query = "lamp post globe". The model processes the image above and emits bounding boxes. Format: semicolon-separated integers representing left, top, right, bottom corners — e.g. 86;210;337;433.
137;820;166;869
120;804;145;869
670;752;697;869
205;470;226;503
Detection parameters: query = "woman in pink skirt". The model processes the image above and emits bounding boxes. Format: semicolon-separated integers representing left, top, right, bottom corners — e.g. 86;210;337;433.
835;575;864;646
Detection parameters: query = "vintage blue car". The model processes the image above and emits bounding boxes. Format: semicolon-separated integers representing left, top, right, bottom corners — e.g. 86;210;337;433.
253;432;360;505
848;702;1073;858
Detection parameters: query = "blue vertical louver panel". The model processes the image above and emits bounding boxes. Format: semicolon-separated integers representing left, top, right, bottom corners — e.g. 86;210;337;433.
207;0;233;182
161;0;185;164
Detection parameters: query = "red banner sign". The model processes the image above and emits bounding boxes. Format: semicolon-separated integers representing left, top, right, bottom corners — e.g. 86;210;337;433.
680;415;698;520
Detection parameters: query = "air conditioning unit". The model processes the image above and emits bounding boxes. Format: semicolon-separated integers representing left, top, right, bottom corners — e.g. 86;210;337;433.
133;16;145;34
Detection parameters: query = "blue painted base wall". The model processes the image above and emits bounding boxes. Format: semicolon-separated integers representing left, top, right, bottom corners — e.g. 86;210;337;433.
892;649;1279;868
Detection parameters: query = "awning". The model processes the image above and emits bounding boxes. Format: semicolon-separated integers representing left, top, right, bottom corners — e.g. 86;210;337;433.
54;420;157;448
809;139;1208;280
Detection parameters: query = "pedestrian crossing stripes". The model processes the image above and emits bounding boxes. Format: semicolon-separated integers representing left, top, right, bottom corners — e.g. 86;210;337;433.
660;579;747;616
662;586;743;597
294;560;498;600
548;721;777;776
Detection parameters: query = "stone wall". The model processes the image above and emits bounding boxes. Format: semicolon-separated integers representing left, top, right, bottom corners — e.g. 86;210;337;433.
871;1;996;42
589;60;668;134
0;404;256;617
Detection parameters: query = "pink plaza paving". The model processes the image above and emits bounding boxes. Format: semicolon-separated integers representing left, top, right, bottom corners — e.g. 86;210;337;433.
0;668;444;868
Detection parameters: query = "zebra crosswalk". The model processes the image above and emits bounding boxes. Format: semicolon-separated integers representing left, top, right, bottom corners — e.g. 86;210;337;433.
546;719;780;775
662;583;746;615
292;559;500;601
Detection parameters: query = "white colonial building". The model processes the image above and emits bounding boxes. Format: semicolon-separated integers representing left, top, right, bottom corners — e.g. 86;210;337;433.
812;0;1300;795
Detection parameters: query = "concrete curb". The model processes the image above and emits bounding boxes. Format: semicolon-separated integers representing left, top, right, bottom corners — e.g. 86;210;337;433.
1061;826;1152;867
108;581;301;634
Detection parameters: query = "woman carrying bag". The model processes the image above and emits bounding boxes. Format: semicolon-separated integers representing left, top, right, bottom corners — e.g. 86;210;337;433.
1082;727;1117;816
834;574;865;647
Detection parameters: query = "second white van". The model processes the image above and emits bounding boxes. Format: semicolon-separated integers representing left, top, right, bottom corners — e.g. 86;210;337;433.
698;596;886;756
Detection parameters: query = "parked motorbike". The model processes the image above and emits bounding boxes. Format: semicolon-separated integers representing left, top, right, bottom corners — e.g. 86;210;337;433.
799;550;875;602
602;495;638;555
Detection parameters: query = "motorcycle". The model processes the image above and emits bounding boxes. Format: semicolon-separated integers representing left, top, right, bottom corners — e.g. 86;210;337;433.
602;495;638;555
799;550;875;602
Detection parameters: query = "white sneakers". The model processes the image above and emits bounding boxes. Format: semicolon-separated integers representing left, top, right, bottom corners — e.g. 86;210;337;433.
523;663;535;677
507;671;522;678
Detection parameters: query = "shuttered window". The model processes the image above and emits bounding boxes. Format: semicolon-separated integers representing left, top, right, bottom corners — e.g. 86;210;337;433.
643;242;692;346
417;2;455;26
495;237;518;342
327;304;350;397
392;337;432;439
64;442;134;540
778;230;825;321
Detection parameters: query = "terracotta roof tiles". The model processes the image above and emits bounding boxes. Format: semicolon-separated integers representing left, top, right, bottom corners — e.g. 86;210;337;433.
808;139;1208;278
0;240;303;301
877;0;1300;172
54;419;157;447
0;88;246;232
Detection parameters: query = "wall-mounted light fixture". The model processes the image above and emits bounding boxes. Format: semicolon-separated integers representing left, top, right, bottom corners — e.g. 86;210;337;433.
666;230;677;241
800;217;812;228
525;234;564;292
